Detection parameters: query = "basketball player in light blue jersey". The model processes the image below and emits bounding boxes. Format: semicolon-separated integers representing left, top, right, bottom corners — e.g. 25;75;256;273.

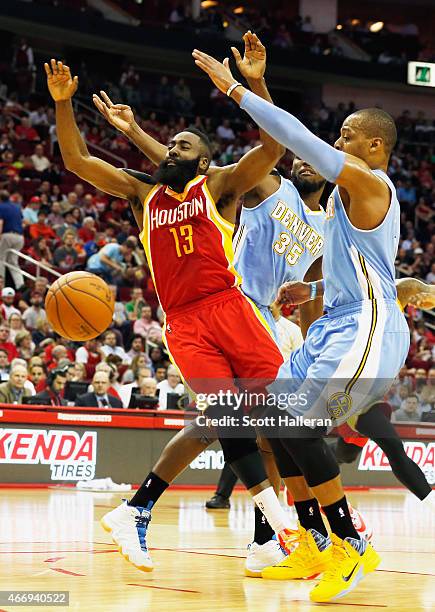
234;160;325;340
193;43;421;602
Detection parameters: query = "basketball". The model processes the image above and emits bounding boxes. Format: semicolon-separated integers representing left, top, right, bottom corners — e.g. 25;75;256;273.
45;271;115;341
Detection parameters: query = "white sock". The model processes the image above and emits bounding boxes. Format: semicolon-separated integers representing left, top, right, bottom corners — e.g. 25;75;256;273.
252;486;292;534
421;490;435;510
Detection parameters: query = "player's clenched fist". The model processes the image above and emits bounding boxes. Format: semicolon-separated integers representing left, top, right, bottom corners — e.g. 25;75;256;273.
44;59;78;101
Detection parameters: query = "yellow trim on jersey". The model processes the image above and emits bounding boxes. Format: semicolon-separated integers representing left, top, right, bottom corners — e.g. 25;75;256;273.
138;183;161;244
164;175;206;202
345;253;377;395
202;181;242;287
139;185;163;308
240;290;275;339
203;180;235;232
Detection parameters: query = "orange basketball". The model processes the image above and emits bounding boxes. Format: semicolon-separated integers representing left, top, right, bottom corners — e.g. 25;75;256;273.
45;271;115;341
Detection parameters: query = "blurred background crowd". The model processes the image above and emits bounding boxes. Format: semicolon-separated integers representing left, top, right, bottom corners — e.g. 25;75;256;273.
0;0;433;419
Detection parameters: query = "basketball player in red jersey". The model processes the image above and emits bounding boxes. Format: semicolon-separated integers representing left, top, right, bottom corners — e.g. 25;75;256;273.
45;58;290;573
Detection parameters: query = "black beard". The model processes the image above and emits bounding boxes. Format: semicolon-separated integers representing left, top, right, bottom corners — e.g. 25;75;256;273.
291;173;326;195
153;157;200;193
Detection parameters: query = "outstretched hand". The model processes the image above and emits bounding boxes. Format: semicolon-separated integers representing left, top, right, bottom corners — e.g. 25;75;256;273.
44;59;78;101
231;31;266;81
92;91;135;133
192;49;237;94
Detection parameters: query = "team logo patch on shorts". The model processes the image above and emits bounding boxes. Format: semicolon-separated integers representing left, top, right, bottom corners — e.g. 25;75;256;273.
327;392;352;420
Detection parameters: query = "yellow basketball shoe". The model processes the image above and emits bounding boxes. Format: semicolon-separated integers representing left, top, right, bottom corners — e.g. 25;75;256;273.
262;525;332;580
310;534;381;602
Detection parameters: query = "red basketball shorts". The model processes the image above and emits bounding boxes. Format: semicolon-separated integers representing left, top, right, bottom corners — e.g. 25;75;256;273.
162;287;283;396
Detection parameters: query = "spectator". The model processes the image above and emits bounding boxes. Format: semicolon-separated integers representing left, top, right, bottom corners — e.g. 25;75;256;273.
15;330;35;360
78;216;96;243
1;288;20;319
46;201;65;230
0;324;19;361
0;364;31;404
126;334;150;362
125;287;146;321
119;365;153;407
75;339;103;372
86;239;136;284
172;78;194;113
392;394;422;422
94;361;122;399
155;75;173;110
119;65;140;105
28;362;46;390
426;263;435;284
0;348;10;381
53;230;78;270
29;106;48;127
75;371;123;408
0;190;25;289
8;312;25;342
28;211;57;242
31;144;51;174
101;330;130;363
122;353;151;383
22;291;47;330
108;285;128;332
139;377;158;398
22;196;41;226
301;15;313;32
15;117;39;141
216;119;235;141
20;277;48;306
156;364;184;410
154;365;168;383
27;237;53;265
133;305;162;342
33;367;67;406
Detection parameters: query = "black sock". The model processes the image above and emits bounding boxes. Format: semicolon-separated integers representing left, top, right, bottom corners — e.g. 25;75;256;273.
321;496;359;540
129;472;169;510
294;498;328;537
253;505;275;545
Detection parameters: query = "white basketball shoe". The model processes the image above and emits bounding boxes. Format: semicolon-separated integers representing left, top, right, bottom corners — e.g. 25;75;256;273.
245;538;287;577
101;500;153;571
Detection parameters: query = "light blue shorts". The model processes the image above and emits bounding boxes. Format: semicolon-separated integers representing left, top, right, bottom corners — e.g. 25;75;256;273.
257;304;279;343
268;299;410;428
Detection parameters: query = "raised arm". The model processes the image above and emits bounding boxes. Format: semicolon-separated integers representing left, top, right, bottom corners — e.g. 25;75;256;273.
45;60;142;201
193;50;284;210
231;32;277;152
92;91;167;167
193;50;391;229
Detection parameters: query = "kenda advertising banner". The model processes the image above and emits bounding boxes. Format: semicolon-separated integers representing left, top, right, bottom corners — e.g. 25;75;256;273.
0;424;433;487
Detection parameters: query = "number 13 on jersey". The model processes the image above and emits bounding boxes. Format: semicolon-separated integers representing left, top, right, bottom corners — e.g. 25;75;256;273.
170;224;194;257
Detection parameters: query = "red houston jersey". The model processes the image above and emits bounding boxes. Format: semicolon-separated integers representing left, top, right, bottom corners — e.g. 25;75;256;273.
139;175;241;313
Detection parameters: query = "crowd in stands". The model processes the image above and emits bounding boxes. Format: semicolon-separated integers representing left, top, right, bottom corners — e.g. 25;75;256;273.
0;35;433;419
26;0;434;66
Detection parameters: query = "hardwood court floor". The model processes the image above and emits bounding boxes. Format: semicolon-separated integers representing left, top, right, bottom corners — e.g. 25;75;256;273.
0;488;434;611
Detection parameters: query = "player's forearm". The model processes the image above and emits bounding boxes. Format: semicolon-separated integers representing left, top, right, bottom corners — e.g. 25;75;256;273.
55;100;90;169
231;88;345;182
124;121;167;167
246;78;284;157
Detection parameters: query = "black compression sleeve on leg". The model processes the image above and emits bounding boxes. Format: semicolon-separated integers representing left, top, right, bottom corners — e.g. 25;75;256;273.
228;450;268;490
357;406;432;500
281;434;340;488
216;462;238;498
334;437;363;464
265;436;303;478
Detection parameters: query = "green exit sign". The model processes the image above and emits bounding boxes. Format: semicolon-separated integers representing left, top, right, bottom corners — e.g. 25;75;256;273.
408;61;435;87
